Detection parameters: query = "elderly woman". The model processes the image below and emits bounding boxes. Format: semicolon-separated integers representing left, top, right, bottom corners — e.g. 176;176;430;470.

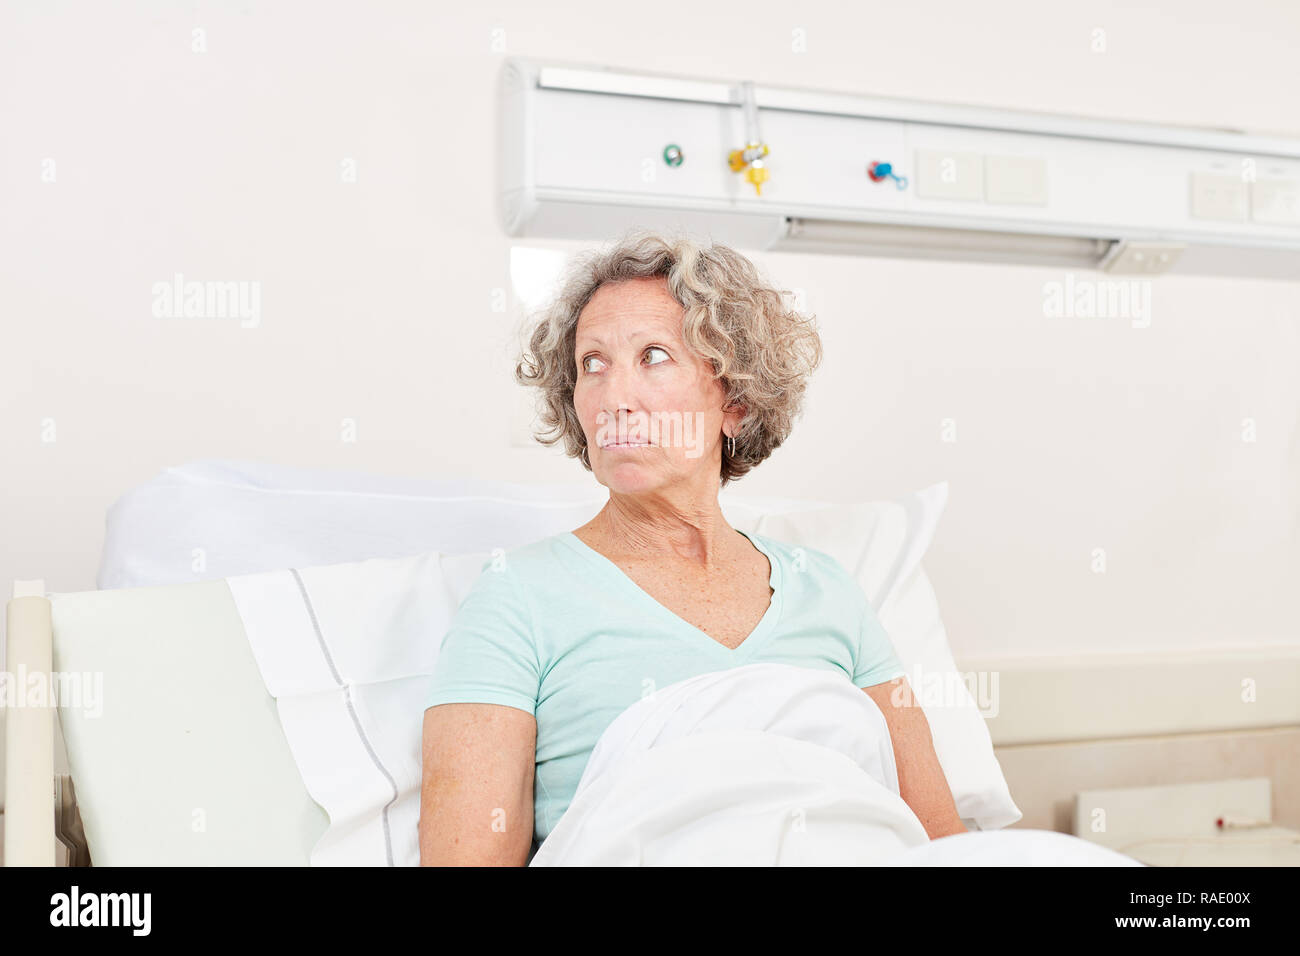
420;231;964;865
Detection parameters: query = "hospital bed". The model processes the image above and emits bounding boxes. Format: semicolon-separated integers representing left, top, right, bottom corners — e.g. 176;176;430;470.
3;460;1297;865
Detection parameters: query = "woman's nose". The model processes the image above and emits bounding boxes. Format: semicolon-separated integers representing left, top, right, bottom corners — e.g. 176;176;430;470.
595;363;640;413
600;404;636;433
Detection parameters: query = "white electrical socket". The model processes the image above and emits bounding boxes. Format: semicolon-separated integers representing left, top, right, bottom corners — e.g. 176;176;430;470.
1190;172;1249;222
984;154;1048;205
915;149;984;201
1251;178;1300;225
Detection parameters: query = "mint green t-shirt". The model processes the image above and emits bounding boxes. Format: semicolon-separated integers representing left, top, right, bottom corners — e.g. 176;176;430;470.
424;529;906;851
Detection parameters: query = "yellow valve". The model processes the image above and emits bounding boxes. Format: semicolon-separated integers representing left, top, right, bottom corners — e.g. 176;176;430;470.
729;143;770;195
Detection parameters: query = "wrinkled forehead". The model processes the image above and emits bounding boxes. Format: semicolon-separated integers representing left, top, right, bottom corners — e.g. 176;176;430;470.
575;278;684;349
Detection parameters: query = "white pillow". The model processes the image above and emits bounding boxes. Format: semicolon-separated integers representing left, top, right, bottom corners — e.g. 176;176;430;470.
881;564;1022;830
98;458;833;589
97;459;608;589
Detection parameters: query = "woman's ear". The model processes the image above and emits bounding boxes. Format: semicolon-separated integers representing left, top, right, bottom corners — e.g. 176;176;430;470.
721;400;748;432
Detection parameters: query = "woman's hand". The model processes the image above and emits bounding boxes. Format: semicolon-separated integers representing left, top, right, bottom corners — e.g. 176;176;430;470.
862;677;968;840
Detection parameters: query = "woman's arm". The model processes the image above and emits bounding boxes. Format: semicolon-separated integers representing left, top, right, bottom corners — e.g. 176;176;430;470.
419;702;537;866
862;677;967;840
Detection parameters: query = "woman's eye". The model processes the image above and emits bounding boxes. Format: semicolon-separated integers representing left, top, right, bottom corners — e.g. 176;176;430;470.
581;350;665;373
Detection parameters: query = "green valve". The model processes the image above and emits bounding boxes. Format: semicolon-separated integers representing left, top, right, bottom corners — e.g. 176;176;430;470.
662;144;684;167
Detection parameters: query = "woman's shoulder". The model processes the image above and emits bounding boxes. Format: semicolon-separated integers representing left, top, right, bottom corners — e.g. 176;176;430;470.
748;535;868;600
464;532;576;588
746;530;843;573
747;531;861;596
450;535;574;624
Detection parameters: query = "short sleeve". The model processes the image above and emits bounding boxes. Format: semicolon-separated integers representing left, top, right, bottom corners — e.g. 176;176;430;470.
425;558;541;716
852;587;906;688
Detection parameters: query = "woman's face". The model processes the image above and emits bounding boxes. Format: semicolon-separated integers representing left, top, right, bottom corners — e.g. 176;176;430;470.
572;276;738;496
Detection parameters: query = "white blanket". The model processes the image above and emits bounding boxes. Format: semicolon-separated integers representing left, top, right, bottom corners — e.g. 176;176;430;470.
530;663;1143;867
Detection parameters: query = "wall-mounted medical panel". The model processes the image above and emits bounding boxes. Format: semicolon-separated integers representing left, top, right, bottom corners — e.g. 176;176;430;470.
500;57;1300;278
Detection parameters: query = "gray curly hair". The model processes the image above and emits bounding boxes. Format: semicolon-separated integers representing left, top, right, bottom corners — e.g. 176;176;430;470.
514;229;823;486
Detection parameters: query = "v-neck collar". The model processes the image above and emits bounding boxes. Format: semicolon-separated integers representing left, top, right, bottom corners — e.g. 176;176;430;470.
559;528;783;658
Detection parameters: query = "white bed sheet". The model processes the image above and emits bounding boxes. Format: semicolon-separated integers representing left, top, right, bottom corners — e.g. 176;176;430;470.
531;663;1143;867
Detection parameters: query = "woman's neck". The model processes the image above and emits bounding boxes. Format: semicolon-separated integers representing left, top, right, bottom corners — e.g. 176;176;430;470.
580;494;741;570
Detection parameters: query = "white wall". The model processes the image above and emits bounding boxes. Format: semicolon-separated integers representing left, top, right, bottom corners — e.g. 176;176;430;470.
2;0;1298;659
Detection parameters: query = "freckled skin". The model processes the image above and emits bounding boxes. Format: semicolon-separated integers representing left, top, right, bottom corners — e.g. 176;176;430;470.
569;276;771;647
